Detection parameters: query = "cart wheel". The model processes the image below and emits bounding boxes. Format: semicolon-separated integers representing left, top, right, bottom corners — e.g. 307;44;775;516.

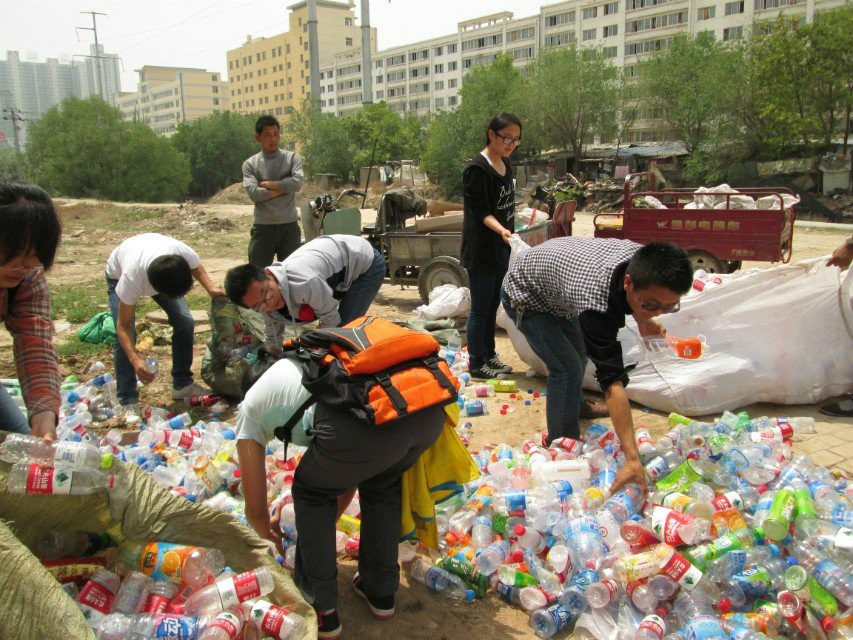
418;256;469;303
688;250;725;274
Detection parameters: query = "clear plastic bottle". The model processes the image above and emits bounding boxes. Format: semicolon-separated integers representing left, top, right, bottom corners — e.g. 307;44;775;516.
109;541;225;588
514;524;546;553
673;592;727;640
7;463;118;495
585;577;622;609
145;356;159;377
243;600;306;640
110;571;151;615
410;558;475;601
790;541;853;607
634;613;667;640
0;434;111;471
199;607;244;640
36;528;110;560
185;567;275;616
519;586;556;612
96;613;199;640
471;514;494;549
529;602;575;638
474;539;510;576
78;568;122;628
141;580;178;614
564;515;606;569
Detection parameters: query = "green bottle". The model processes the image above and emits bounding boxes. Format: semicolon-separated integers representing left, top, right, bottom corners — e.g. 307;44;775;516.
436;557;489;598
763;489;795;541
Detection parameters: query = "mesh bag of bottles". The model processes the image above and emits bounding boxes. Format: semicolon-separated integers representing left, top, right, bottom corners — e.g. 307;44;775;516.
0;442;316;640
200;296;267;399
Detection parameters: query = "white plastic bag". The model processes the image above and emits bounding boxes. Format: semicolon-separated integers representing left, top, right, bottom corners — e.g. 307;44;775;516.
498;235;549;376
755;194;801;210
414;284;471;320
582;258;853;415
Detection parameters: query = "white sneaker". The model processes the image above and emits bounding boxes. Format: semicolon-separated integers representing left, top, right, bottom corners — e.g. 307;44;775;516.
171;381;211;401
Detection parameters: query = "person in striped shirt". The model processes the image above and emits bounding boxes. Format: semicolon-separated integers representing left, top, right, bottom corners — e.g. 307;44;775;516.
0;181;62;440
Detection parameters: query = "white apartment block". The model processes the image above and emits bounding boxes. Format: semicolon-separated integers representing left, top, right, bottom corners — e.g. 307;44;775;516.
319;0;847;140
0;44;121;149
116;66;229;137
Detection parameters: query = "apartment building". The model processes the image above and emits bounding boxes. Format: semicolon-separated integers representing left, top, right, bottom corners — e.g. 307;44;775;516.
319;0;846;141
116;66;228;137
226;0;376;118
0;44;121;148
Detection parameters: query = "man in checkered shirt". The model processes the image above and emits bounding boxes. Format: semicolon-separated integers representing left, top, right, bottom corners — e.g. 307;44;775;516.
502;237;692;493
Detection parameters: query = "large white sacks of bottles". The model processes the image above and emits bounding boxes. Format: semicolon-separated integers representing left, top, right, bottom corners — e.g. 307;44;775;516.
501;252;853;415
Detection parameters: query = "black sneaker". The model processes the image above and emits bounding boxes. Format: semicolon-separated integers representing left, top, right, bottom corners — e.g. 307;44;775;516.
487;356;512;374
316;609;342;640
468;364;510;380
353;573;395;620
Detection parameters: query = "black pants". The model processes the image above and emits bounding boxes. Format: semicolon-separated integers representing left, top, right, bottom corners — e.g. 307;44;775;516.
248;221;301;267
292;403;445;611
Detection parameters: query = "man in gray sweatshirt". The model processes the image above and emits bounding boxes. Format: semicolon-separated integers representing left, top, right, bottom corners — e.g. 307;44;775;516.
243;115;305;268
224;235;387;354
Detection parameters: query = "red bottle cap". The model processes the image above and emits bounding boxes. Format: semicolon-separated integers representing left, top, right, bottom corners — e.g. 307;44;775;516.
716;597;731;613
820;616;836;632
514;524;526;536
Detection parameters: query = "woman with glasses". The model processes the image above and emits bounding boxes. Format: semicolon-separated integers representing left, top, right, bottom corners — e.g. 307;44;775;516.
501;238;693;494
0;181;63;439
460;112;522;380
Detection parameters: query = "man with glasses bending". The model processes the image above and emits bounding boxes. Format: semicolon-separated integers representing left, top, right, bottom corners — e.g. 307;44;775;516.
501;238;692;494
224;235;386;354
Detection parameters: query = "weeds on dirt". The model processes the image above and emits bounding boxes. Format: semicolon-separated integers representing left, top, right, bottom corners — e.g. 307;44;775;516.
56;335;109;359
50;278;106;323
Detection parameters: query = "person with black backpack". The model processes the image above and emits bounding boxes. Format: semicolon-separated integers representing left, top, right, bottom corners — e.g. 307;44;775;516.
236;327;452;640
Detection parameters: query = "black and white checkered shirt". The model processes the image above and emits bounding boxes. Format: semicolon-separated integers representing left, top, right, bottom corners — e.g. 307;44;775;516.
503;236;642;317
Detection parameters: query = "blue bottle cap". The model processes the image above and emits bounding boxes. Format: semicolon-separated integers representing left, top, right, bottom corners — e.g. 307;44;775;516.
186;494;197;503
768;543;781;558
221;428;236;440
785;556;798;566
465;589;476;602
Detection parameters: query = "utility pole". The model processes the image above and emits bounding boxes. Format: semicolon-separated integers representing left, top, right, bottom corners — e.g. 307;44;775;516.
77;11;107;99
307;0;321;104
1;93;24;153
360;0;372;106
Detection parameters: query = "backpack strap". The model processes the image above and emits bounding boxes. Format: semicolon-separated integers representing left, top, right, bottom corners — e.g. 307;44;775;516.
422;356;457;397
273;395;316;443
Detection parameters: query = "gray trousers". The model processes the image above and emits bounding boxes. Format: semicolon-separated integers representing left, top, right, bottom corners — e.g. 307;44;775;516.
292;403;445;611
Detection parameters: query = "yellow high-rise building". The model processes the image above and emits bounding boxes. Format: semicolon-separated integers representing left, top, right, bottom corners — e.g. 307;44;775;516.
226;0;376;118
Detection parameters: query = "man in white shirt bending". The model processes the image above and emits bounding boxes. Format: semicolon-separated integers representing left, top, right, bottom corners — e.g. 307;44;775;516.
105;233;225;414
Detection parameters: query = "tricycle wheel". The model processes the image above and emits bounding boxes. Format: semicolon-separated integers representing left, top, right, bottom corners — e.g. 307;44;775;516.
687;250;724;274
418;256;469;303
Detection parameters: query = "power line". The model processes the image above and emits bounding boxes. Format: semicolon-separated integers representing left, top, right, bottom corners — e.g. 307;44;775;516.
117;0;230;54
109;0;268;40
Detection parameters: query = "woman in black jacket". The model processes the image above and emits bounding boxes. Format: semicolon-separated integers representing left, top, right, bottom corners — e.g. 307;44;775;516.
460;113;521;379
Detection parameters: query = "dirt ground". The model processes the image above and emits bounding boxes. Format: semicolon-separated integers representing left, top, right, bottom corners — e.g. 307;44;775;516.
3;197;852;639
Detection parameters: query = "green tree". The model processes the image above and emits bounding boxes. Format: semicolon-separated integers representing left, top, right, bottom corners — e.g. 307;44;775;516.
0;145;27;181
171;111;257;198
341;102;426;173
25;95;189;201
422;55;529;197
286;99;354;180
526;45;621;159
639;33;738;155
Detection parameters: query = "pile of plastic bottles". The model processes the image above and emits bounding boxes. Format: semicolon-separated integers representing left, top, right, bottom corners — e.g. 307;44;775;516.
8;357;853;639
406;411;853;639
34;533;305;639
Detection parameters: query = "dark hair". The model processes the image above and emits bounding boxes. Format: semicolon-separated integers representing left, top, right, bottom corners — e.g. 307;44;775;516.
255;115;280;134
485;112;522;147
146;255;193;298
225;263;267;307
626;242;693;294
240;350;280;397
0;181;62;269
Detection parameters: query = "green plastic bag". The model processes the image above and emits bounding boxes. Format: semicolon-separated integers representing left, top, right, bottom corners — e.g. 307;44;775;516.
76;312;116;344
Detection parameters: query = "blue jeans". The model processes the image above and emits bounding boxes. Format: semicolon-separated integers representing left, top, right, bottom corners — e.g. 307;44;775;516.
337;250;386;325
502;291;587;442
0;384;29;434
466;263;507;370
107;276;195;405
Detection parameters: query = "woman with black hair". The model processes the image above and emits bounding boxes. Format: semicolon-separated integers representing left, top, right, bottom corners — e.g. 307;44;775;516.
0;181;63;439
460;112;522;380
